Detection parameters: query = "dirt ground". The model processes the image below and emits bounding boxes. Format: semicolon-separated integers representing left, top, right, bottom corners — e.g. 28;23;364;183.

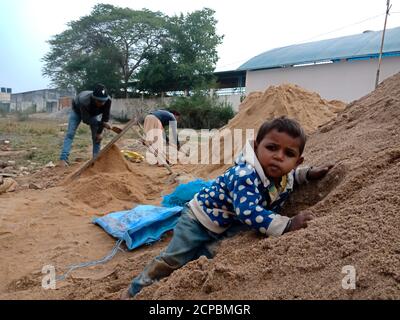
1;75;399;300
0;148;189;300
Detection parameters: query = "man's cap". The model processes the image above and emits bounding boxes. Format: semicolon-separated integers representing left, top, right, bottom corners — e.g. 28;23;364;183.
92;84;109;102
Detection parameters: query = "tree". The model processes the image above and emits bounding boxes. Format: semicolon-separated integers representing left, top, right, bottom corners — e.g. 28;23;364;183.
137;8;223;95
136;47;181;95
171;8;223;92
43;4;167;97
62;47;121;94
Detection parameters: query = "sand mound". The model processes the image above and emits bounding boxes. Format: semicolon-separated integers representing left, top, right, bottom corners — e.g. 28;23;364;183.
193;84;345;178
137;73;400;300
83;145;133;176
65;145;161;214
0;148;176;299
232;83;345;134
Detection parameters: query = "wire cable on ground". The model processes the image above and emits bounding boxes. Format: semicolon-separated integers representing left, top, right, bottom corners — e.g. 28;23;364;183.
56;239;124;281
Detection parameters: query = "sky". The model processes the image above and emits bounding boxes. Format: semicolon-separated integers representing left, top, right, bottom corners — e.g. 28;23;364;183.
1;0;400;93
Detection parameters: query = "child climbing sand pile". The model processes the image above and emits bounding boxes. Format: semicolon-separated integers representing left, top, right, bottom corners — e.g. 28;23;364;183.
122;116;333;299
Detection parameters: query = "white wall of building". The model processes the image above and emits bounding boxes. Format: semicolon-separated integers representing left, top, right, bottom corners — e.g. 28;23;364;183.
216;94;242;112
245;56;400;103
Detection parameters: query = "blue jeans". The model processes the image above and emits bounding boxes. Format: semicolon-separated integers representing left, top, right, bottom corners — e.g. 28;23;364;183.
60;110;101;161
129;206;249;297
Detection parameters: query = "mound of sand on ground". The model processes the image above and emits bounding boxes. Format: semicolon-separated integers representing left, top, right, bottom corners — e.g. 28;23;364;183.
231;83;345;134
64;145;163;214
136;73;400;300
1;77;398;300
192;83;345;178
0;144;179;300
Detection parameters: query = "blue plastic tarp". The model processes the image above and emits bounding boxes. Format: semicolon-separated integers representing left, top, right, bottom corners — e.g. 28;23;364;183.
93;205;183;251
162;179;214;208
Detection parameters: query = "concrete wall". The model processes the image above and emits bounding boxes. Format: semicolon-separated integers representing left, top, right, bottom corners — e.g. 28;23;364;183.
8;89;242;116
10;89;75;113
111;94;243;119
216;94;243;112
245;56;400;103
0;92;11;103
111;97;174;119
11;92;47;112
0;92;11;113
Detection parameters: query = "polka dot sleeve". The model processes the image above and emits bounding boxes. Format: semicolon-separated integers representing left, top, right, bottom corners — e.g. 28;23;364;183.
231;169;290;236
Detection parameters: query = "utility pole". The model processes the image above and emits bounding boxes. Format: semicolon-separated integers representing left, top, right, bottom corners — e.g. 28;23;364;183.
375;0;392;89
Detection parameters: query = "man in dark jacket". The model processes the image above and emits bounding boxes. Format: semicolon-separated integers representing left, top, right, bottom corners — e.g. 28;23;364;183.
59;84;112;166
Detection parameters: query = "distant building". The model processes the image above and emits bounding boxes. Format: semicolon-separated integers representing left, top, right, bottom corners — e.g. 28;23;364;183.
213;70;246;112
0;87;12;113
237;27;400;103
10;88;75;113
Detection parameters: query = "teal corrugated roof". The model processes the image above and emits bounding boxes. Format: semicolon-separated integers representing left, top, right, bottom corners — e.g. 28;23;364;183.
238;27;400;71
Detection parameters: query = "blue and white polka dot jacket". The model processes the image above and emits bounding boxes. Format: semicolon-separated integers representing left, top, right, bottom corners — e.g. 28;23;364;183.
189;140;310;237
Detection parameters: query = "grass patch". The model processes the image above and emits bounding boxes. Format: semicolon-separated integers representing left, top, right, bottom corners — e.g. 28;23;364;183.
0;119;57;135
0;117;92;167
77;125;89;135
0;117;143;168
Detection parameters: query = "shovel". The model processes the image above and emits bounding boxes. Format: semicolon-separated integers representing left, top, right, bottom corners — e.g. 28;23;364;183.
109;124;175;175
108;123;188;182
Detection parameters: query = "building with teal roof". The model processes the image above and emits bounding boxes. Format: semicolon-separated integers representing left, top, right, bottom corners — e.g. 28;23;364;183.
238;27;400;102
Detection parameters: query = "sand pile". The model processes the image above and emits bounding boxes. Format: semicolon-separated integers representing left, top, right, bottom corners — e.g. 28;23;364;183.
137;73;400;300
231;83;345;134
193;84;345;178
0;147;176;299
65;145;161;214
82;144;133;176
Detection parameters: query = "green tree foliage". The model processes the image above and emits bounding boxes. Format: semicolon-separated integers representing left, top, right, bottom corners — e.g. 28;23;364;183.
137;8;223;94
136;47;180;95
63;47;121;94
167;92;235;130
43;4;167;97
43;5;223;97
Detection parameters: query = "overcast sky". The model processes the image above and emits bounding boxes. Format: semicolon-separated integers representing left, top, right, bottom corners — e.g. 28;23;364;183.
1;0;399;93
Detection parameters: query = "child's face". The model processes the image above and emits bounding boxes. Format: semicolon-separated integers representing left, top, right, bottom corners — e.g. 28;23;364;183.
255;129;304;179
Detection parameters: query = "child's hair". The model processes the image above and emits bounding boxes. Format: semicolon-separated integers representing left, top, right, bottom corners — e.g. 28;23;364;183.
256;116;307;155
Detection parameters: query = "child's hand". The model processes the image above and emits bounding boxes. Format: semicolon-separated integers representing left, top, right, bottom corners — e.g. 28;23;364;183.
307;164;334;181
288;211;313;232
